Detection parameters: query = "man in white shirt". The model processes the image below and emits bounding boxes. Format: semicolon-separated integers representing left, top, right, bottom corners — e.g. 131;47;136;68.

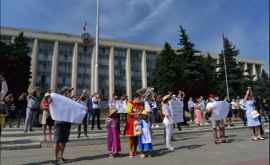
91;94;102;130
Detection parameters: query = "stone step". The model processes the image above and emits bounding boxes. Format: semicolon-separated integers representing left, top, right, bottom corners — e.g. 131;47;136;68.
2;124;269;151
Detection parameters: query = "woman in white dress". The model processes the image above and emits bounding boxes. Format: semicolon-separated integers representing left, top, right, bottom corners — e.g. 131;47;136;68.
242;87;264;141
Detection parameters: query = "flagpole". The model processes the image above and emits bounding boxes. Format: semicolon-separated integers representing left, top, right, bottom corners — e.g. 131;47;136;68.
222;35;230;100
94;0;100;93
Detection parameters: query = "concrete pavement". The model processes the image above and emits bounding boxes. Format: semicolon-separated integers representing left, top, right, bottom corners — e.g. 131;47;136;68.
1;128;269;165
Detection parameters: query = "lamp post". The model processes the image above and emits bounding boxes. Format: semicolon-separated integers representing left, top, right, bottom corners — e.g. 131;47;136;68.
222;35;230;100
94;0;100;93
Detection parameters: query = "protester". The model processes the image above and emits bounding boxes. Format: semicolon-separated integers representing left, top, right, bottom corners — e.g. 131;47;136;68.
40;92;54;141
124;93;144;157
262;99;270;122
91;93;102;130
239;98;247;126
225;97;234;127
24;89;39;132
241;87;264;141
188;97;195;122
206;94;226;144
52;87;74;164
0;75;8;135
117;95;128;128
170;94;183;131
106;109;121;158
16;92;28;128
4;94;16;128
231;99;238;120
137;110;153;158
162;94;174;151
77;91;88;138
194;97;202;126
86;93;93;125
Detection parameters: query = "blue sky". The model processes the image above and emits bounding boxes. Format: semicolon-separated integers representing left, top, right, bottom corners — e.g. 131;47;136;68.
1;0;269;71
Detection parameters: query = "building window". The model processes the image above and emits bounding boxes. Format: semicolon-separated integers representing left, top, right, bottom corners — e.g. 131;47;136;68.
130;49;142;96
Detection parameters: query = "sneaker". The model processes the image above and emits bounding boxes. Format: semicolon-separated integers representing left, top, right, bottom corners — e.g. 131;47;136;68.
168;147;174;151
52;160;59;165
257;136;265;140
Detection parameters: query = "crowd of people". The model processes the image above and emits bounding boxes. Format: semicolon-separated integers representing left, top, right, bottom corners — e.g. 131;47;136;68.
0;74;269;164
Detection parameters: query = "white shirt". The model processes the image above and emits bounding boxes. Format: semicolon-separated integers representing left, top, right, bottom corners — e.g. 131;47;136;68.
144;101;152;113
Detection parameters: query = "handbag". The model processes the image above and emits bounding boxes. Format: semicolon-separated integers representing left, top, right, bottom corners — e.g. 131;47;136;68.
251;110;260;119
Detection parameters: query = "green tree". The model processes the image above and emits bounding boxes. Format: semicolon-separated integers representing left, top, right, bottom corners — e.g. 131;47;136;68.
216;36;243;98
153;42;178;94
0;32;31;97
252;70;270;99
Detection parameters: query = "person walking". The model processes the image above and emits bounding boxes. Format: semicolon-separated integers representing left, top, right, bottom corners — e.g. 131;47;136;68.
188;97;195;123
241;87;264;141
91;94;102;130
162;95;174;151
24;89;39;132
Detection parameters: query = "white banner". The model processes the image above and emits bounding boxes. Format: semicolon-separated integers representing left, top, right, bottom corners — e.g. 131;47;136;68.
49;93;87;124
206;101;230;121
169;99;184;123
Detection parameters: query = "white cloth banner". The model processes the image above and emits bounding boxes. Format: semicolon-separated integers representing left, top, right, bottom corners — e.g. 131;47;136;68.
49;93;87;124
169;99;184;123
206;101;230;121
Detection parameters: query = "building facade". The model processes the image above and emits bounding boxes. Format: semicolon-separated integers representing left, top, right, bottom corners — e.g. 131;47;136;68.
1;27;264;99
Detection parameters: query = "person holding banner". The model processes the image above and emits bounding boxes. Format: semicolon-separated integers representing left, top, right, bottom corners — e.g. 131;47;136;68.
206;94;227;144
52;87;73;164
242;87;264;141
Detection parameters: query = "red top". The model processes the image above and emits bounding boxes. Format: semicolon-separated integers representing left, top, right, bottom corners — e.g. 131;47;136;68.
40;99;49;111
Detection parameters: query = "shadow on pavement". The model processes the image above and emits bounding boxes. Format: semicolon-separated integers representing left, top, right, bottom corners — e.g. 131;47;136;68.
153;144;205;157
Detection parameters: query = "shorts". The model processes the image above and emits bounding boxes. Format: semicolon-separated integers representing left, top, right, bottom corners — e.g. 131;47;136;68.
227;109;233;118
211;120;224;129
41;111;54;126
54;122;71;144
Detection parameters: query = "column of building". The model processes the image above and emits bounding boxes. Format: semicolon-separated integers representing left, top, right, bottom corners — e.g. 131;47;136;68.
28;38;38;91
108;46;115;100
126;48;132;98
141;50;147;88
243;62;249;76
50;41;59;91
252;64;257;81
71;42;78;95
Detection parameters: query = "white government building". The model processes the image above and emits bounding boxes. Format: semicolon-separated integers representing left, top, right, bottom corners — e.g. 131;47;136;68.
1;27;263;99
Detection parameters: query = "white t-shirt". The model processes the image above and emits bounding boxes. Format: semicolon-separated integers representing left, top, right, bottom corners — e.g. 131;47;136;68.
144;101;152;113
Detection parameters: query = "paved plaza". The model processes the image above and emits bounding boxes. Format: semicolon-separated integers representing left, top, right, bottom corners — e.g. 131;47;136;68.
1;128;269;165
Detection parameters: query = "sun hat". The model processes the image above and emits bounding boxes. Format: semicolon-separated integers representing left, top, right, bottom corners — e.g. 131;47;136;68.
108;109;117;116
162;94;171;102
140;110;148;116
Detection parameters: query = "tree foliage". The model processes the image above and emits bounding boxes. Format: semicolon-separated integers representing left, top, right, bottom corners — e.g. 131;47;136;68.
0;32;31;97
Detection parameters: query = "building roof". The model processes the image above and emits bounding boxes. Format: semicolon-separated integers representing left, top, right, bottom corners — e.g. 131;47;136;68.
1;26;263;65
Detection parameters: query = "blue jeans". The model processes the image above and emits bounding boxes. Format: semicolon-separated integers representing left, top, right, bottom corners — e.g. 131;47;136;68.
24;109;33;131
